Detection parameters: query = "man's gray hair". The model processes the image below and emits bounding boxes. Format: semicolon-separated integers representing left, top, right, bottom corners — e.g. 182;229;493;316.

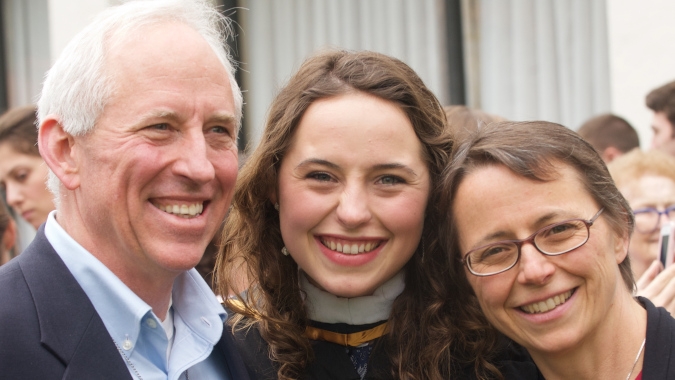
37;0;243;198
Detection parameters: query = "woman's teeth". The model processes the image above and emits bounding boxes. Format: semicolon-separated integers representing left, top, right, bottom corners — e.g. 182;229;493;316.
520;290;574;314
320;238;380;255
155;203;203;218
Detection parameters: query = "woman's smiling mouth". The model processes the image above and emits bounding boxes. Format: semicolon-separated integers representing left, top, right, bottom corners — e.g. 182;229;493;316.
320;237;383;255
520;289;575;314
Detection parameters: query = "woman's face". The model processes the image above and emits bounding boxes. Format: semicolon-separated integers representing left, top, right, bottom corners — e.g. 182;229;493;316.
276;92;430;298
0;143;54;229
453;163;628;356
619;174;675;278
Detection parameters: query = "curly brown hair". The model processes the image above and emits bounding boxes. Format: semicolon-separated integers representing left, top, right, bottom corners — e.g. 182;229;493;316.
215;50;501;379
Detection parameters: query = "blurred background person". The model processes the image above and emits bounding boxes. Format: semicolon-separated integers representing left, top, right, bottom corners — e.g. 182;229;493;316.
443;105;504;140
646;80;675;156
0;105;54;230
0;198;17;265
577;113;640;163
609;148;675;314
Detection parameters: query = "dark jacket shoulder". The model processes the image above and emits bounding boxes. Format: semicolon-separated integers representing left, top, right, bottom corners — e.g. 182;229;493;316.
640;296;675;379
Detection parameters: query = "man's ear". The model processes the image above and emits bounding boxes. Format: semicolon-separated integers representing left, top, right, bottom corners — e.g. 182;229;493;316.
38;117;81;191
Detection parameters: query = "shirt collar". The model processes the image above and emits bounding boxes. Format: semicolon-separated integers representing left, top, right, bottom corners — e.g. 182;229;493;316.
44;210;226;353
301;270;405;325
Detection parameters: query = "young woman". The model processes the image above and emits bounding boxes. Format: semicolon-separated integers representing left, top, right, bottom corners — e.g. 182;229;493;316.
216;50;505;379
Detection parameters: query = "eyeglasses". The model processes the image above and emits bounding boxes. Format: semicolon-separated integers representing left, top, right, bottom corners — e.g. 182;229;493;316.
462;208;604;277
633;206;675;234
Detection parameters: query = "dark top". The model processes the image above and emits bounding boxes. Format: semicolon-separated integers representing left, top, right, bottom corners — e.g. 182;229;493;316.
228;316;541;379
641;296;675;379
227;318;394;379
480;296;675;379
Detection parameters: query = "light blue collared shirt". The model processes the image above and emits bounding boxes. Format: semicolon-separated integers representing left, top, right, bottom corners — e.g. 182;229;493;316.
45;211;230;380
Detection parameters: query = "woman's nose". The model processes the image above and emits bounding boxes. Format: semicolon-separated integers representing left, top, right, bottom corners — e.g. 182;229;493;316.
336;185;372;228
516;243;556;285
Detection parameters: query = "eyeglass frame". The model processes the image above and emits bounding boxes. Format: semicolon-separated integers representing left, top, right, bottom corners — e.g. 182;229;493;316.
461;208;605;277
632;205;675;234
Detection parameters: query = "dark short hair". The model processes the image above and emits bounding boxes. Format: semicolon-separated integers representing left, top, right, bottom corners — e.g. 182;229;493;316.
646;80;675;136
0;105;39;157
577;113;639;153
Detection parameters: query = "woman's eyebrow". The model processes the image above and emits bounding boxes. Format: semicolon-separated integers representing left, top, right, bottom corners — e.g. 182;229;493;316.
295;158;340;170
371;163;418;177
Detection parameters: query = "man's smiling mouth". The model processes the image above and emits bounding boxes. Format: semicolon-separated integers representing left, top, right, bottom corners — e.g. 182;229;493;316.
152;202;204;218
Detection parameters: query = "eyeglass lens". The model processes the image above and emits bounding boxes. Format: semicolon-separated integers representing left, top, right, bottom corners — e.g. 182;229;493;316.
467;219;590;275
634;206;675;233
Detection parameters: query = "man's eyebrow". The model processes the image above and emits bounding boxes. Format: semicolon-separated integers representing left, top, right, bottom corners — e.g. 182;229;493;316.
141;110;235;125
208;113;235;125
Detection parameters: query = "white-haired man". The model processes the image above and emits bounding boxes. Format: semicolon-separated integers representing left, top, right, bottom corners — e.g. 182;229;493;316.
0;1;249;379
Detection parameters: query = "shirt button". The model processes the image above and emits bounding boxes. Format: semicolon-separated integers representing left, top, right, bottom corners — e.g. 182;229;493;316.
146;318;158;329
123;339;133;350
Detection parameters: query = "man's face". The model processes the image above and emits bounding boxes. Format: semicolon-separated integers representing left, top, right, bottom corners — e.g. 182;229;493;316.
650;111;675;156
68;23;237;281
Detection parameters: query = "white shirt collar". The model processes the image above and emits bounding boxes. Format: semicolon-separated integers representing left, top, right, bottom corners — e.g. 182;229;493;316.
301;270;405;325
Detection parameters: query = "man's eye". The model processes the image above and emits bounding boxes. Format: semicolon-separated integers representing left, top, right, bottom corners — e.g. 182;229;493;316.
211;126;227;134
150;123;169;130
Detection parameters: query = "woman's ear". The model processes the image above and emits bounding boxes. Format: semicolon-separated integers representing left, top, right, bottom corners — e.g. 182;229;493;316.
269;190;278;207
614;229;631;265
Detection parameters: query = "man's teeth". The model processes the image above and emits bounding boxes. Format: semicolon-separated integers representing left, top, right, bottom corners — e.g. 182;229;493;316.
156;203;203;218
321;239;380;255
520;290;573;314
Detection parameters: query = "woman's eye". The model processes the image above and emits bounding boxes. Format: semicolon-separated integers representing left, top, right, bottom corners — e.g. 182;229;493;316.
549;224;572;235
15;171;29;182
379;175;404;185
482;245;508;258
308;172;332;182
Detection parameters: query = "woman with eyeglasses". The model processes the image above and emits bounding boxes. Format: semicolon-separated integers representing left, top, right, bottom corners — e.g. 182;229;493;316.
608;148;675;315
439;121;675;379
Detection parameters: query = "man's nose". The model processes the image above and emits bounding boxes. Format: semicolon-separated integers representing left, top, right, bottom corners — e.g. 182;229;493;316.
172;131;216;184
